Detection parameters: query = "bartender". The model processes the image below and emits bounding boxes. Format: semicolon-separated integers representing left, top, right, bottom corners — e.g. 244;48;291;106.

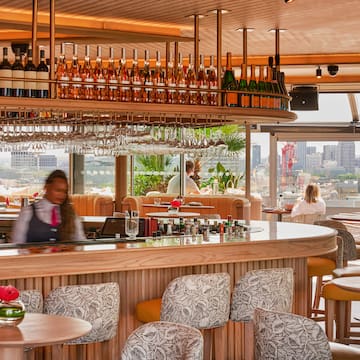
11;169;86;243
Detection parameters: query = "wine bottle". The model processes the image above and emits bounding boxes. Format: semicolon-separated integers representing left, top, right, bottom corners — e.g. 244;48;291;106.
238;64;249;108
143;50;153;103
271;66;281;110
130;49;141;102
166;55;177;104
265;65;274;109
154;51;166;104
81;45;94;100
12;47;24;97
0;47;12;97
258;65;267;109
24;46;37;98
222;52;238;107
70;44;81;100
207;55;218;106
197;54;208;105
248;64;259;108
57;43;69;99
94;46;107;101
118;48;130;102
187;54;198;105
279;72;289;110
36;49;49;99
176;53;188;105
107;47;118;101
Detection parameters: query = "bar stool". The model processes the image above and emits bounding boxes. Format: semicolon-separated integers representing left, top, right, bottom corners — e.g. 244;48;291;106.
44;282;120;359
121;321;203;360
230;268;294;360
136;273;231;360
254;308;360;360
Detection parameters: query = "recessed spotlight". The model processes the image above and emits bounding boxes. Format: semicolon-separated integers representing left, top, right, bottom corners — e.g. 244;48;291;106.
208;9;230;14
316;66;322;79
284;0;295;3
185;14;206;19
268;29;287;33
235;28;255;32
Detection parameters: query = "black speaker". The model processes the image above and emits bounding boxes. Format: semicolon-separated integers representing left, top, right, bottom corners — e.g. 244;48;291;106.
289;86;319;111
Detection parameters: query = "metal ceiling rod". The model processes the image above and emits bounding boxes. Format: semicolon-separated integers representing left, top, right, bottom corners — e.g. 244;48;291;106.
32;0;38;65
216;10;222;106
50;0;55;99
194;15;199;76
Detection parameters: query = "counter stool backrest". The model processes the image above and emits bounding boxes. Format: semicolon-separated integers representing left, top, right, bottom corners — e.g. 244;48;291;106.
253;308;332;360
19;290;43;313
44;282;120;344
230;268;294;322
291;213;322;224
121;321;204;360
160;272;231;329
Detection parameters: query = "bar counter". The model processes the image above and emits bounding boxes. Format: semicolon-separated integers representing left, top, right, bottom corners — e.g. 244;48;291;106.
0;221;336;360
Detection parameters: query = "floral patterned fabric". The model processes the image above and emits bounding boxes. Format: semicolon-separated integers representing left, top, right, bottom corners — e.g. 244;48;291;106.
254;308;332;360
19;289;43;313
121;321;203;360
160;273;230;329
230;268;294;322
44;282;120;344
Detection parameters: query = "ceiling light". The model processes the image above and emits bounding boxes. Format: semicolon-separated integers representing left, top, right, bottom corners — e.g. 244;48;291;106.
316;66;322;79
185;14;206;19
208;9;230;14
268;29;287;33
235;28;255;32
284;0;295;3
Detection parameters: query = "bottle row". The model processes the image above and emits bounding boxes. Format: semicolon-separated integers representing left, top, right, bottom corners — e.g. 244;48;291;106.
0;44;289;111
0;47;49;98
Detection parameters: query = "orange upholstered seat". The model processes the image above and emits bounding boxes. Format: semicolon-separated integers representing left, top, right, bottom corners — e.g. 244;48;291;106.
135;298;161;323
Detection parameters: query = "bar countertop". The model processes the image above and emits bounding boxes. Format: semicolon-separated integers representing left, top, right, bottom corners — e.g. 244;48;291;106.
0;221;337;280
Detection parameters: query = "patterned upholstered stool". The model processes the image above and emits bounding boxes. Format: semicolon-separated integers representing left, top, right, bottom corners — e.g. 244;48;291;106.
136;273;231;360
19;289;43;313
121;321;203;360
44;282;120;359
230;268;294;360
254;308;360;360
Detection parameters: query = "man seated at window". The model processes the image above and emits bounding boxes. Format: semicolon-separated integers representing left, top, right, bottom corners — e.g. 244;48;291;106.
166;160;201;195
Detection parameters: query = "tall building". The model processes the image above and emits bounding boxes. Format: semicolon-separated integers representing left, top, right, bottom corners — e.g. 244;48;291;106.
323;144;337;162
11;151;37;169
38;155;57;169
337;141;355;172
252;144;261;169
293;142;307;170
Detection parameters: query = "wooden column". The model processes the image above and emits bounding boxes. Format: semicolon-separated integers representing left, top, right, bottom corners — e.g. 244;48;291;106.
49;0;56;99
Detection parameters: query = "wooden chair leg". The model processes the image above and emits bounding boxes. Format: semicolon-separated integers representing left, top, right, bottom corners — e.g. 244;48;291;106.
213;326;226;360
312;276;322;313
337;301;346;343
325;298;335;341
203;329;212;360
244;322;255;360
307;276;313;318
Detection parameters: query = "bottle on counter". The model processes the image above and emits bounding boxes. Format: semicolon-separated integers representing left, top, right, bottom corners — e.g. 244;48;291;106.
0;47;12;97
12;47;24;97
222;52;238;107
118;48;131;102
248;64;259;108
130;49;142;103
238;64;250;108
36;49;49;99
57;43;69;99
82;45;94;100
94;46;107;101
24;46;37;98
107;47;118;101
70;44;81;100
207;55;218;106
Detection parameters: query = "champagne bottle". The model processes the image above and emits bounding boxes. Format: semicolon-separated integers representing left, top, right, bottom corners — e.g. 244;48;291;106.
94;46;107;101
12;47;24;97
271;66;281;110
265;65;274;109
166;55;177;104
187;54;198;105
238;64;249;108
154;51;166;104
0;47;12;97
207;55;218;106
176;53;188;104
24;46;37;98
258;65;267;109
130;49;141;102
70;44;81;100
197;54;208;105
36;49;49;99
279;72;289;110
57;43;69;99
118;48;130;102
248;64;259;108
82;45;94;100
107;47;118;101
142;50;153;103
222;52;238;107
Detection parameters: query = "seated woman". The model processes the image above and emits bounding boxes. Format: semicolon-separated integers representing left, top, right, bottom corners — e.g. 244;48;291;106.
11;169;86;243
291;183;326;218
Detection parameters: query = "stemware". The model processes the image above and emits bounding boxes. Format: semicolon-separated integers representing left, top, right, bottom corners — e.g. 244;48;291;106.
125;211;139;240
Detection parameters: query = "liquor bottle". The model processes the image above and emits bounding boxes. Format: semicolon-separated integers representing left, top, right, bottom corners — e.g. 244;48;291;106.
143;50;153;103
36;49;49;99
118;48;130;102
187;54;198;105
12;47;24;97
82;45;94;100
130;49;141;102
238;64;249;108
94;46;107;101
279;72;289;110
0;47;12;97
265;65;274;109
258;65;267;109
222;52;238;107
248;64;259;108
197;54;208;105
70;44;81;100
271;65;281;110
107;47;118;101
166;55;177;104
176;53;188;104
24;46;37;98
154;51;166;103
207;55;218;106
57;43;69;99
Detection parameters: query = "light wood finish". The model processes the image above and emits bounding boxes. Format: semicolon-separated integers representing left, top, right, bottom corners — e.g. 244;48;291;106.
0;313;91;360
0;221;336;359
145;211;201;218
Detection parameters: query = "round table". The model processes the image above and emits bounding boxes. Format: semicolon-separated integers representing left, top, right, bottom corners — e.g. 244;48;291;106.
146;211;200;218
0;313;92;360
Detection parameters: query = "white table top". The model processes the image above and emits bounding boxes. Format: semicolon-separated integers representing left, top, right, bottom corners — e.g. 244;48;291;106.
146;211;201;218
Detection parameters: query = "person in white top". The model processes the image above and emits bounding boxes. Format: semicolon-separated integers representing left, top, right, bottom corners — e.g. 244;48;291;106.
291;183;326;218
167;160;201;195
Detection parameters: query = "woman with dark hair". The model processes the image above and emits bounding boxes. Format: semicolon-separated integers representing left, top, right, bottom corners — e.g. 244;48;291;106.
11;169;86;243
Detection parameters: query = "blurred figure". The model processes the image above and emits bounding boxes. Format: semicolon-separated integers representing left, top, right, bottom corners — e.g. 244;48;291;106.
167;160;201;195
291;183;326;218
11;169;86;243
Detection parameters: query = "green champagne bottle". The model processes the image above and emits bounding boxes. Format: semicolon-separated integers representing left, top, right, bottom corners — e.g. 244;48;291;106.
238;64;249;108
222;52;238;107
248;64;259;108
